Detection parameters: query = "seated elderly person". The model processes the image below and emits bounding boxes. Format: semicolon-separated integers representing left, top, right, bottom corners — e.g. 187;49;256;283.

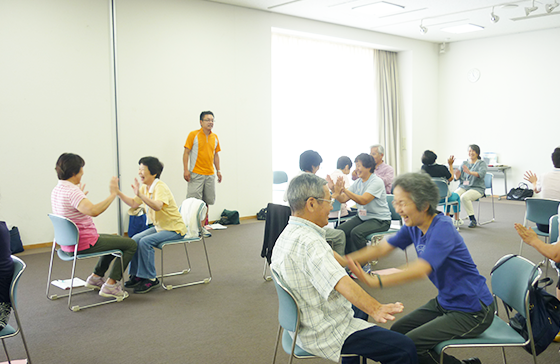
271;173;417;364
345;172;494;364
327;156;353;219
523;146;560;233
421;150;462;227
335;153;391;255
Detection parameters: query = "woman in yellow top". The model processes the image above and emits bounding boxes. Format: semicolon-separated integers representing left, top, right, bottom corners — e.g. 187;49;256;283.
118;157;187;294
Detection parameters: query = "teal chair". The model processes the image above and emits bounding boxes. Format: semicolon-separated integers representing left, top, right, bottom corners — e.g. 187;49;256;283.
550;214;559;243
518;198;560;256
46;214;125;312
434;254;540;364
366;195;408;265
432;178;460;230
475;173;495;226
155;198;212;290
271;270;363;364
0;256;32;364
328;200;352;228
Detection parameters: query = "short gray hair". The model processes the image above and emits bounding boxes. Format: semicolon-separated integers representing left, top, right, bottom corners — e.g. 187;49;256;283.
287;173;327;213
393;172;440;215
370;144;385;155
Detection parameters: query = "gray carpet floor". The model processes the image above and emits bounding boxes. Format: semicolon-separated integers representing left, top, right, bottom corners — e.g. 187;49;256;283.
4;198;560;363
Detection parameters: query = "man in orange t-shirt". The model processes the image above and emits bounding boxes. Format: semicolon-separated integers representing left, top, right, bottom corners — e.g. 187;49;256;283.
183;111;222;216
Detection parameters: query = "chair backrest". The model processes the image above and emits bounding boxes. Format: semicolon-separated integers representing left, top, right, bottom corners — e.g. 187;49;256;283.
10;256;26;310
550;215;559;243
331;200;342;213
386;195;401;222
432;178;449;200
525;198;560;225
48;214;79;247
271;270;299;333
273;171;288;185
484;173;493;190
491;254;540;318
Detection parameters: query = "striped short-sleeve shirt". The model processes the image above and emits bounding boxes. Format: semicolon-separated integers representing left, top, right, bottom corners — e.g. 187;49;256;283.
184;128;221;175
51;180;99;252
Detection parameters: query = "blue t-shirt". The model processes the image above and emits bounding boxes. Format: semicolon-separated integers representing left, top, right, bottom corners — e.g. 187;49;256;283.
348;174;391;221
388;213;493;312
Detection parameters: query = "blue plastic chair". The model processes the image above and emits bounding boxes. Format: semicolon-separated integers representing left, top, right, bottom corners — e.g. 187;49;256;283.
550;214;559;243
46;214;125;312
518;198;560;256
475;173;495;225
273;171;288;185
328;200;352;228
155;198;212;290
432;178;460;230
434;254;540;364
0;256;32;364
366;195;408;265
271;270;362;364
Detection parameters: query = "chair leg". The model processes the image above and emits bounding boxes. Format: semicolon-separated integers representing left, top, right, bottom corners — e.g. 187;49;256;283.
271;325;282;364
159;239;212;290
2;338;11;364
12;308;32;364
159;243;193;290
263;260;272;281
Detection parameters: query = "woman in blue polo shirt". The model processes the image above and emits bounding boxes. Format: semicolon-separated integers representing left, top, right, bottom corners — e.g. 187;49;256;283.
334;153;391;255
345;172;494;364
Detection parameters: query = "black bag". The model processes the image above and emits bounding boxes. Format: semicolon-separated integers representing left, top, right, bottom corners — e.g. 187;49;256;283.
9;227;24;254
507;182;534;201
506;265;560;355
256;208;267;221
217;209;240;225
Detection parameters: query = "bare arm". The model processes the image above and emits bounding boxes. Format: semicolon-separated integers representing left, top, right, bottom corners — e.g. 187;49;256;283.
334;275;404;323
344;240;396;266
515;223;560;262
348;257;432;289
342;187;375;205
131;178;164;211
214;152;222;183
447;156;455;182
183;148;191;182
523;171;540;193
76;177;119;217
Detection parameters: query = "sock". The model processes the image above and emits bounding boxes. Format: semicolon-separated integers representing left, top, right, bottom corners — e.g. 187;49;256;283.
469;215;476;221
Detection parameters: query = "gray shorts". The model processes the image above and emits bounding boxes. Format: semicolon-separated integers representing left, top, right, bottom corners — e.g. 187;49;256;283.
187;172;216;205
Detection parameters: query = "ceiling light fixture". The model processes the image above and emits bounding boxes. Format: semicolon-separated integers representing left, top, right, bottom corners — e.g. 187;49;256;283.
525;0;538;16
490;6;500;23
419;19;428;34
546;0;560;13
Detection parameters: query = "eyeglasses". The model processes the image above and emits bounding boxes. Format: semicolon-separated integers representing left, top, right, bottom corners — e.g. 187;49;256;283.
316;198;334;205
391;200;413;209
202;119;214;122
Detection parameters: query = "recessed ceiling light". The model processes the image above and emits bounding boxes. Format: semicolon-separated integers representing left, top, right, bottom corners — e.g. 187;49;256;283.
441;24;485;34
352;1;405;17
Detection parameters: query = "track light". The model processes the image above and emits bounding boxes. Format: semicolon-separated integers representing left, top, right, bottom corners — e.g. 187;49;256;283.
525;0;538;15
490;6;500;23
545;1;559;13
419;20;428;34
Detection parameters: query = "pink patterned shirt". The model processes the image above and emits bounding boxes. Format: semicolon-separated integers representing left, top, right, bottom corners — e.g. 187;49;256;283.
375;162;394;194
51;180;99;252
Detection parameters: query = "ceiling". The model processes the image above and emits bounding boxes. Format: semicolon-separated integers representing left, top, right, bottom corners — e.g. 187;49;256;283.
207;0;560;43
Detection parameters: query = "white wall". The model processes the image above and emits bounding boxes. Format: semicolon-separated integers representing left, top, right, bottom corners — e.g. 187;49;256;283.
0;0;438;245
438;28;560;196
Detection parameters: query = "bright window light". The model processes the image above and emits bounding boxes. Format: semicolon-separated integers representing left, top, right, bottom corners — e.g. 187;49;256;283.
271;33;378;202
441;24;484;34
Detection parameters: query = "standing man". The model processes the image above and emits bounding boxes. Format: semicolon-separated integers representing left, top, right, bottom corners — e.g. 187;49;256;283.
352;144;395;194
271;173;417;364
183;111;222;224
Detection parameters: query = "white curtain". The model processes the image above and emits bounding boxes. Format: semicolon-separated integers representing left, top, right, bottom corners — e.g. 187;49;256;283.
272;33;378;182
375;50;401;175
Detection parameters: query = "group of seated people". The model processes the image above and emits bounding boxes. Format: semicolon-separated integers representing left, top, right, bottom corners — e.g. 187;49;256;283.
272;143;560;364
51;153;190;298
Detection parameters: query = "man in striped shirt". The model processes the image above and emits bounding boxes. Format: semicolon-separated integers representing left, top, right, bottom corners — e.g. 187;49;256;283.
271;173;416;364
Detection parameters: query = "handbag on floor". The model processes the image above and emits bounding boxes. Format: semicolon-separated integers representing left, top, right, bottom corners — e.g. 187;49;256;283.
217;209;240;225
506;182;534;201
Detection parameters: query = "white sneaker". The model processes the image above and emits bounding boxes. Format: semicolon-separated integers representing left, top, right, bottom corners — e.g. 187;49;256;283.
454;219;464;227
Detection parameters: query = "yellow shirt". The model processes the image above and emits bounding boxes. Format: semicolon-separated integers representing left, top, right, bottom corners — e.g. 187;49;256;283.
134;180;187;236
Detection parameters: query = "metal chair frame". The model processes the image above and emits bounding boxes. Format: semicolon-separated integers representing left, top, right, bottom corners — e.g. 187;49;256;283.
1;256;32;364
46;214;125;312
271;270;363;364
156;199;212;290
432;178;460;230
475;173;495;226
435;254;540;364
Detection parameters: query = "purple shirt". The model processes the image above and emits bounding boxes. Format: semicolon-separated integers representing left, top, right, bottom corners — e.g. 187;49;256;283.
375;162;394;194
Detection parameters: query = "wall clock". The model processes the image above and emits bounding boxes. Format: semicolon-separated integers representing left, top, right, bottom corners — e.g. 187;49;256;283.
468;68;480;83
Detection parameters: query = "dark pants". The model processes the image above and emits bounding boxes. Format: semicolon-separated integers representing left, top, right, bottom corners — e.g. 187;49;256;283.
341;306;418;364
391;298;495;364
66;234;137;281
337;216;390;254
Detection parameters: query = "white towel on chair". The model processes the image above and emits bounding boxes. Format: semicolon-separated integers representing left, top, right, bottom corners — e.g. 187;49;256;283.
181;198;207;238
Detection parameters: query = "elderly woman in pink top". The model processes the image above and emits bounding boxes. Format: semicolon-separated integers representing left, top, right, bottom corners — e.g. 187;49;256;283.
51;153;137;299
